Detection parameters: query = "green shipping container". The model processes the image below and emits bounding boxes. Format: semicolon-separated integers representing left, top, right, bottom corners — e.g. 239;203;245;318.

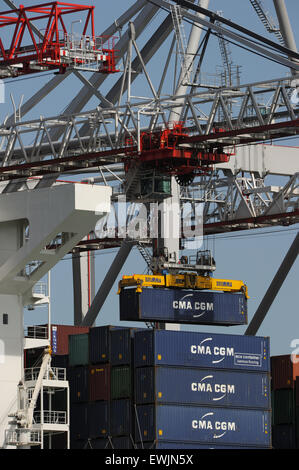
111;366;132;399
69;333;89;367
273;389;295;425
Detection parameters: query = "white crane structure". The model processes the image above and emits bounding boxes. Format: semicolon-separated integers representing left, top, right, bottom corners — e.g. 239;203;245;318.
0;0;298;449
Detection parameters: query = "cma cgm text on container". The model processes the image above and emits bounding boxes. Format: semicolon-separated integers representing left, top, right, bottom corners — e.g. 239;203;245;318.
120;288;247;326
134;330;270;371
135;404;271;448
134;366;271;408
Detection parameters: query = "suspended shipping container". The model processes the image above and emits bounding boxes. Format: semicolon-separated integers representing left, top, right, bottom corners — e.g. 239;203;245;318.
134;329;270;371
120;288;247;326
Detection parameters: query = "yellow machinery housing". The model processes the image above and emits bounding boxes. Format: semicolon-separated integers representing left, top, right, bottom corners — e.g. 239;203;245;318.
117;273;249;298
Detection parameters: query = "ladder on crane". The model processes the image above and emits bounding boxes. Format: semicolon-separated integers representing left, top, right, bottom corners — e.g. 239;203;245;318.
136;242;152;271
249;0;284;45
170;4;191;83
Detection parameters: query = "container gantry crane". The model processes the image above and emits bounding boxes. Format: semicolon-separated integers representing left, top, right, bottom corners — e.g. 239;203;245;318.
0;0;298;449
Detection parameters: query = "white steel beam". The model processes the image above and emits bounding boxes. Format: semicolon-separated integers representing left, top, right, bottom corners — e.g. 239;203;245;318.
218;144;299;177
0;184;111;299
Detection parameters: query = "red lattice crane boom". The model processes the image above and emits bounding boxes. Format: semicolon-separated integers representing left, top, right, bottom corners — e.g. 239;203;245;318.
0;2;118;77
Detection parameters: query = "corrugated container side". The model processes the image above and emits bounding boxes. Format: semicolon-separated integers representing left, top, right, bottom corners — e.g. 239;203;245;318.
110;399;133;436
89;325;119;364
134;366;271;409
111;366;132;399
89;364;111;401
272;424;297;449
271;355;299;390
89;325;111;364
135;404;271;447
70;403;89;440
69;333;89;367
88;401;110;439
137;441;264;449
273;389;295;425
68;366;89;403
120;288;248;326
110;328;133;366
134;329;270;372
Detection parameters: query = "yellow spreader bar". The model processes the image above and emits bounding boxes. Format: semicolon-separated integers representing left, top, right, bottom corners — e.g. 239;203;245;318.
118;274;249;299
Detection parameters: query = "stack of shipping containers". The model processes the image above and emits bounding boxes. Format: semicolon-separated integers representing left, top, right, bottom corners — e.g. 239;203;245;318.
271;355;299;449
133;329;272;449
69;326;136;449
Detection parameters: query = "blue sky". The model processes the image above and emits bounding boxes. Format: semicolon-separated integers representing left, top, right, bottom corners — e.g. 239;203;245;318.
4;0;297;357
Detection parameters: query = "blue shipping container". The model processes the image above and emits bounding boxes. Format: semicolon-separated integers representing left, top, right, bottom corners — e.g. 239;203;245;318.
68;366;89;403
120;288;247;326
89;325;134;365
110;399;133;436
70;403;89;441
138;441;261;449
134;329;270;372
135;366;271;409
135;404;271;447
88;401;110;439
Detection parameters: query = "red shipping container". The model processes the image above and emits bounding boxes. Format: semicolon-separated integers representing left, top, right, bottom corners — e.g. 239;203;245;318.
89;364;111;401
271;355;299;390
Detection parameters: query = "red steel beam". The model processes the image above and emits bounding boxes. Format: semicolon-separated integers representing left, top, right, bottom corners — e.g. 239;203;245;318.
0;2;99;75
181;119;299;147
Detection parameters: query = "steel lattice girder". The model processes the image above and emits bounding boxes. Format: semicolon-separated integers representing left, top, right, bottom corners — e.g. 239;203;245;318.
0;74;299;180
65;172;298;252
